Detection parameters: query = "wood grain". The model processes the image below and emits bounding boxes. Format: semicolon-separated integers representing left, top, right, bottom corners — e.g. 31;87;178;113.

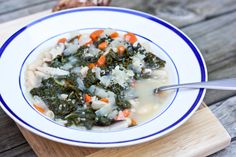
211;140;236;157
209;96;236;138
0;0;235;156
111;0;236;27
0;143;36;157
153;0;236;27
181;11;236;105
18;125;100;157
0;109;26;152
0;1;56;23
0;0;53;15
1;0;236;26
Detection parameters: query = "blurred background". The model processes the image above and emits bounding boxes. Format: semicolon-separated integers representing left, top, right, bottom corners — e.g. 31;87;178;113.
0;0;235;156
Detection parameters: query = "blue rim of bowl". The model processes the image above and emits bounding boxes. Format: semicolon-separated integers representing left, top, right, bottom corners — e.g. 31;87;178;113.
18;27;180;133
0;7;207;145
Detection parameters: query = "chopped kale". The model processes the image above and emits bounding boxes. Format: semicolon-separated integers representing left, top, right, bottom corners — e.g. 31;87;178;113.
29;30;167;130
116;95;131;110
75;45;89;57
48;99;77;116
65;108;96;129
144;53;166;69
125;44;135;56
49;55;69;68
83;69;99;88
95;116;113;126
30;77;84;117
107;83;124;95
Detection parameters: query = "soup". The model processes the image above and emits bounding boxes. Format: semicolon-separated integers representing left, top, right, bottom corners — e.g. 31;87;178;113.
25;29;168;131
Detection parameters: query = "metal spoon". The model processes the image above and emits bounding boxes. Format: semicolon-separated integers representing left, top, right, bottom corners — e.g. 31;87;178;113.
153;78;236;94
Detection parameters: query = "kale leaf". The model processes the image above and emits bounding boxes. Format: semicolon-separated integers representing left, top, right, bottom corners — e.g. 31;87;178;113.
144;53;166;69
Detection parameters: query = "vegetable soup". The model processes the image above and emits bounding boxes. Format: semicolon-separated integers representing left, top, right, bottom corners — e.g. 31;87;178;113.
25;29;169;131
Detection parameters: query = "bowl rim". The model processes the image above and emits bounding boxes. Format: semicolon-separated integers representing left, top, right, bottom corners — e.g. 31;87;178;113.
0;6;207;147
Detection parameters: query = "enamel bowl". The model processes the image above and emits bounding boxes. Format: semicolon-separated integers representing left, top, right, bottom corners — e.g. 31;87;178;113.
0;7;207;147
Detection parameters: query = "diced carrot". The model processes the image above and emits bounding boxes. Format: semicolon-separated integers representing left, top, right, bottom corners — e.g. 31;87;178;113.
98;42;108;50
84;40;93;46
33;104;45;113
84;94;91;103
115;111;125;120
97;55;106;66
124;32;137;44
100;98;109;103
122;109;130;117
57;37;67;43
88;63;96;69
77;35;81;40
117;45;125;55
131;118;137;126
90;30;104;41
110;32;119;38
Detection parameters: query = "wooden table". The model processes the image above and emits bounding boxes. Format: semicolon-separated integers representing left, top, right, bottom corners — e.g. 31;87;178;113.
0;0;235;156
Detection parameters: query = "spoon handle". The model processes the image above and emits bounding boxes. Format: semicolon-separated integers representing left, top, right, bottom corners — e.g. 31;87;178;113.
157;78;236;92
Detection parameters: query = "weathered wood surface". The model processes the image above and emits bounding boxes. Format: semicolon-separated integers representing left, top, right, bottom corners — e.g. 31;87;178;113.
209;96;236;157
0;0;236;156
0;0;57;23
181;11;236;105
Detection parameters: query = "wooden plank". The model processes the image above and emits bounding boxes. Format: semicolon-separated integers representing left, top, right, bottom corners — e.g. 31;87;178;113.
0;143;36;157
112;0;236;27
0;109;27;153
181;11;236;105
210;140;236;157
182;11;236;73
0;2;234;157
0;0;53;15
208;95;236;156
1;0;236;27
0;1;56;23
209;96;236;138
18;125;100;157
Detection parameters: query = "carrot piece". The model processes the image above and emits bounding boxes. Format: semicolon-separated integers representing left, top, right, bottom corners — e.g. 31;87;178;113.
88;63;96;69
124;32;137;44
84;40;93;46
77;35;81;40
98;42;108;50
117;45;125;55
90;30;104;41
33;104;45;113
100;98;109;103
115;111;125;120
110;32;119;38
84;94;91;103
97;55;106;66
122;109;130;117
57;37;67;43
131;118;137;126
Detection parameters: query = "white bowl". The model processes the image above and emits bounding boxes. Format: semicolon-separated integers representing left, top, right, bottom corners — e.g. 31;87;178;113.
0;7;207;147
